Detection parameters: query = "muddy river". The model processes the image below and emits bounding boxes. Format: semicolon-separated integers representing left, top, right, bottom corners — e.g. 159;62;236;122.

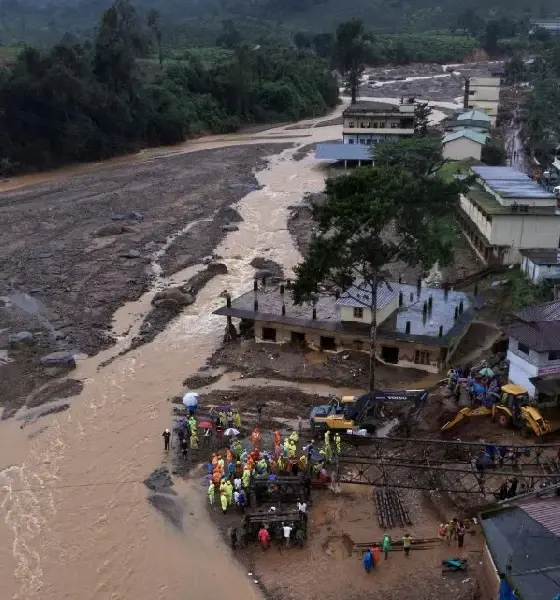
0;93;454;599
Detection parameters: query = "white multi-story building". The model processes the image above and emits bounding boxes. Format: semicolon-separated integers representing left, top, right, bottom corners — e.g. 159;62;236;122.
507;300;560;402
342;101;416;147
457;166;560;265
466;76;501;123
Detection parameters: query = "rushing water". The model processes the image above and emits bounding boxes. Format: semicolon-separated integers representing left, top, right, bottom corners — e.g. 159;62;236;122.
0;93;451;600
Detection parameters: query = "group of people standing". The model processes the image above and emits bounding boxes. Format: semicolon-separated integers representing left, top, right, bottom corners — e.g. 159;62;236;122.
362;533;411;572
438;518;468;547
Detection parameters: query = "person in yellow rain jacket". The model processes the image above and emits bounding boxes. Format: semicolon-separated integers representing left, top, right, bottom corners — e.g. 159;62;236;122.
218;456;225;473
287;440;296;458
208;482;215;505
190;434;199;449
225;479;233;505
233;411;241;429
220;491;228;514
325;430;331;445
242;468;251;489
334;432;341;454
299;454;308;471
220;478;228;498
323;440;332;462
289;431;299;444
283;438;291;456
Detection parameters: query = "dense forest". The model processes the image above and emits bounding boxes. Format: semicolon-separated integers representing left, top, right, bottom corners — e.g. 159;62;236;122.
0;0;557;46
0;1;338;174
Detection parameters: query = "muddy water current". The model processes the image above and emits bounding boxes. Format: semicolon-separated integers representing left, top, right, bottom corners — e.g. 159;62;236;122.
0;92;452;600
0;105;350;600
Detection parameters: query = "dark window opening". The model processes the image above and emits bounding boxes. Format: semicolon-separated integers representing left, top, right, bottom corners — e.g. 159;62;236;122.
517;342;529;355
320;336;337;351
348;139;355;144
353;340;363;351
291;331;306;345
353;307;364;319
262;327;277;342
381;346;399;364
549;350;560;361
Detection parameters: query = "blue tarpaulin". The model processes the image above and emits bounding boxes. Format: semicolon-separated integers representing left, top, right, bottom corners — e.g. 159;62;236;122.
499;578;519;600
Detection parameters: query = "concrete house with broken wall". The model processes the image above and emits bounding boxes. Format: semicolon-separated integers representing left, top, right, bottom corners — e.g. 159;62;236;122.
214;280;475;373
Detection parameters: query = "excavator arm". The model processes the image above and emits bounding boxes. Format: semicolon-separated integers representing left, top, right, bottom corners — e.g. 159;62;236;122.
344;389;429;424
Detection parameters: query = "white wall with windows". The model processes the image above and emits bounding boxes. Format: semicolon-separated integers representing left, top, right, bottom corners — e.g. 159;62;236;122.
507;336;560;397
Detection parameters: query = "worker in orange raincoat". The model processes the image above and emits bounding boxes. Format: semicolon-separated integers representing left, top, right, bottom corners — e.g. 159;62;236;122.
251;427;261;449
226;449;233;464
212;453;218;468
274;431;281;447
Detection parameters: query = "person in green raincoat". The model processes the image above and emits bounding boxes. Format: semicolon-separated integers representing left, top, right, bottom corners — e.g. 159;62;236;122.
334;432;341;455
225;479;233;505
207;482;215;505
323;440;332;462
220;491;228;514
190;433;199;449
218;411;227;428
242;468;251;490
325;430;330;445
382;533;392;559
188;416;197;435
289;431;299;444
233;411;241;429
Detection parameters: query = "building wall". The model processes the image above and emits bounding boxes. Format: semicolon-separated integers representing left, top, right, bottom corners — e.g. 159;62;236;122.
253;320;444;372
443;137;483;161
505;336;560;396
460;193;492;241
480;544;501;600
339;295;399;326
521;256;560;283
343;133;397;146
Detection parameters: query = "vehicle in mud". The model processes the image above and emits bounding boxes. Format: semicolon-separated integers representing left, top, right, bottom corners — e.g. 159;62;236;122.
310;389;428;433
309;395;358;430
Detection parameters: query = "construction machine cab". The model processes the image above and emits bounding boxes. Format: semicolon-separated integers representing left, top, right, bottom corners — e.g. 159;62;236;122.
493;384;530;428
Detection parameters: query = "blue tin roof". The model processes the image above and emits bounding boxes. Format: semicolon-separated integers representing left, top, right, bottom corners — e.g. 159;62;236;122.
315;142;373;162
472;165;555;200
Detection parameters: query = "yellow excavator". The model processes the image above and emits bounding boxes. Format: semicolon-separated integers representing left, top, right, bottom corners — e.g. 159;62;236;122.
441;384;554;438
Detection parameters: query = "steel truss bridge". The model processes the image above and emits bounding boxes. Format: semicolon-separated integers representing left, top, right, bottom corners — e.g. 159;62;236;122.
334;437;560;496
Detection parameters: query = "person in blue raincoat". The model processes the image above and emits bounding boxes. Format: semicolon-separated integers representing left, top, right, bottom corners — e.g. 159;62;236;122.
363;549;373;573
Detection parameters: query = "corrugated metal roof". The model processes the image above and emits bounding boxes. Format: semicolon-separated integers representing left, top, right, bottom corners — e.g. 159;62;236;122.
315;143;373;162
507;321;560;351
472;165;555;199
335;282;396;309
481;506;560;600
443;128;489;145
514;300;560;323
519;248;560;264
457;108;491;122
521;499;560;537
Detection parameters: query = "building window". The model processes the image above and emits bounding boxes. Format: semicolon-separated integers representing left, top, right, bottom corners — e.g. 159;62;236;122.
372;122;378;128
262;327;277;342
366;139;372;145
517;342;529;355
379;122;386;128
291;331;306;345
348;139;355;144
390;122;398;129
414;350;430;365
320;336;337;351
348;121;355;128
353;340;363;351
359;139;366;144
549;350;560;361
353;307;364;318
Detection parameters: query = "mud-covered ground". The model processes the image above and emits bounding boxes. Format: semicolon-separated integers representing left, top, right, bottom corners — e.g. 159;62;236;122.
0;143;291;416
361;61;501;103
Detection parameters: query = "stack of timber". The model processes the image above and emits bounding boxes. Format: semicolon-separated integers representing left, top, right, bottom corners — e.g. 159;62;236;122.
374;487;412;528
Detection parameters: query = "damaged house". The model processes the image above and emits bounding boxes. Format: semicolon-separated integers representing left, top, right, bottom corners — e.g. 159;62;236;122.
214;280;475;373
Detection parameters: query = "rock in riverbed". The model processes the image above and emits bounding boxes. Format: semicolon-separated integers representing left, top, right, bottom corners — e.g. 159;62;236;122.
9;331;34;348
39;351;76;368
221;224;239;233
121;249;141;259
152;288;194;309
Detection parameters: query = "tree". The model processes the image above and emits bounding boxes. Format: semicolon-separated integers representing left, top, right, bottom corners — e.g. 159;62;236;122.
291;165;463;394
312;32;335;59
374;136;445;176
334;19;368;104
504;53;525;84
482;20;501;57
481;138;507;166
217;19;242;50
414;102;432;136
455;8;484;37
147;9;163;68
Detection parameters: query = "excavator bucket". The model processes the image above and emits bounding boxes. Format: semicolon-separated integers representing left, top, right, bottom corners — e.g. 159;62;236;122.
440;406;492;433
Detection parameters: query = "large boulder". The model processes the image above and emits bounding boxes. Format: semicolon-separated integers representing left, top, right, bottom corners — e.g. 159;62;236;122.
206;262;228;275
111;211;143;221
40;351;76;369
121;249;141;259
152;287;194;309
95;224;134;237
9;331;34;348
221;224;239;233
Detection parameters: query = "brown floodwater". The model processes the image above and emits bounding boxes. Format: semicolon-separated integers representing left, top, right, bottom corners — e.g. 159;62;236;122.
0;95;451;600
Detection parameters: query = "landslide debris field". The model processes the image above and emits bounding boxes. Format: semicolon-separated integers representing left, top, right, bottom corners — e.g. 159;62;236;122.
0;143;290;416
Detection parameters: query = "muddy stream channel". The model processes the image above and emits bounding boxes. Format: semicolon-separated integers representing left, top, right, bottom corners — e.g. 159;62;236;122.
0;93;453;600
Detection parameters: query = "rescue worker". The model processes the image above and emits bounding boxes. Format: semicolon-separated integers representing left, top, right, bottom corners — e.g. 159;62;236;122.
233;411;241;429
283;438;291;457
382;532;392;559
299;453;308;471
220;477;228;500
274;430;281;447
363;549;373;573
251;427;261;450
218;455;225;473
188;416;197;435
226;448;233;464
162;429;171;451
207;481;215;505
242;467;251;490
225;479;233;506
190;433;199;450
289;431;299;444
220;491;228;515
334;432;341;455
287;440;296;458
324;430;330;446
258;526;270;550
371;544;381;565
323;439;332;462
180;437;188;459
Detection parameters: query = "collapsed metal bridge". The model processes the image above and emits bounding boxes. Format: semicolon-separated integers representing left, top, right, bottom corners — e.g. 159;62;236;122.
334;437;560;496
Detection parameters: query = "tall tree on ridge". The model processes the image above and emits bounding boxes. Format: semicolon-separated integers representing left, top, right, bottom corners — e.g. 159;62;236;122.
334;18;367;104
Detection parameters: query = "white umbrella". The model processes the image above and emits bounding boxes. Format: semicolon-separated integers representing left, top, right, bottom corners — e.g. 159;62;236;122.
224;428;240;436
182;392;199;408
